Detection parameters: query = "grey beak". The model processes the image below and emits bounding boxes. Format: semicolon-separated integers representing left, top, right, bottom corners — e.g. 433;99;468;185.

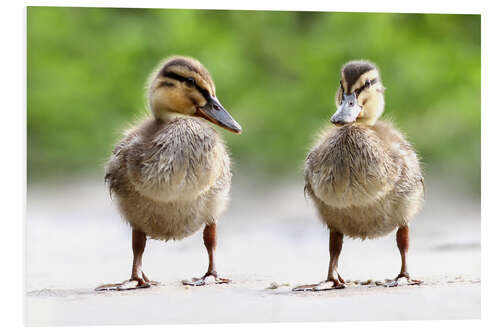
199;96;242;134
330;93;362;126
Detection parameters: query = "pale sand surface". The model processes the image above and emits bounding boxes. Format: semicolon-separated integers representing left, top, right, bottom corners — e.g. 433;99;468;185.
25;176;480;325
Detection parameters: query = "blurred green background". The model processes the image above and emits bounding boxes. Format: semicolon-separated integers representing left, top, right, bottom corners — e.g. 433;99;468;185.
27;7;480;193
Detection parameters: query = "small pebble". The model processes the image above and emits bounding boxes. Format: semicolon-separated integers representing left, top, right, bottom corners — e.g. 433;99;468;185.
267;282;279;289
360;279;372;285
266;282;290;289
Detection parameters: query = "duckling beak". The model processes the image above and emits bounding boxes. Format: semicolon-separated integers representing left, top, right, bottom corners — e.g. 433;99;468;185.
196;96;242;134
330;93;362;126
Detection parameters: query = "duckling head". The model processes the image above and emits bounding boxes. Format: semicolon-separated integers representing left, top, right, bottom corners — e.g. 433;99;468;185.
331;60;385;127
147;56;242;134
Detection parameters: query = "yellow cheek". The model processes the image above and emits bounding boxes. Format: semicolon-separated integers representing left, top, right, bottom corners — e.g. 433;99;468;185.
159;89;195;113
358;92;374;117
151;91;167;110
189;91;206;108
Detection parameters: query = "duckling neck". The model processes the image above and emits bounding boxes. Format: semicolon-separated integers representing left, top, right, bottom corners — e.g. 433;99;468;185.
153;110;193;123
355;116;379;127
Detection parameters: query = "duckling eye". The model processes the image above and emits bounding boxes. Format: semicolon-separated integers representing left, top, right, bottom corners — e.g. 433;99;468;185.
186;77;195;87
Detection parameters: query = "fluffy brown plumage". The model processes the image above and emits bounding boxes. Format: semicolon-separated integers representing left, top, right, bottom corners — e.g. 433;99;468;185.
295;60;424;291
105;117;231;241
305;120;424;239
97;56;241;291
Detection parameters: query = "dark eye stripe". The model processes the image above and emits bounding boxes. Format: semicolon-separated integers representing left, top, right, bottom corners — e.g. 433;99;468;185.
163;71;211;100
354;78;378;96
159;81;174;87
163;71;188;82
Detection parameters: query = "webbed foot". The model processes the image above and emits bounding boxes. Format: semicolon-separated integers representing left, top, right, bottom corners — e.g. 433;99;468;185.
376;273;422;288
182;271;231;286
95;273;158;291
293;277;345;292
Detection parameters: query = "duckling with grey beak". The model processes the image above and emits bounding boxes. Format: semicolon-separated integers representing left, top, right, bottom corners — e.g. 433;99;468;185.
295;60;424;291
96;56;241;291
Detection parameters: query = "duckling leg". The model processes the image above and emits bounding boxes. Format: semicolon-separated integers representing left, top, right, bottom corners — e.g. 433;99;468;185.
293;231;346;291
381;226;422;287
95;229;157;291
182;223;231;286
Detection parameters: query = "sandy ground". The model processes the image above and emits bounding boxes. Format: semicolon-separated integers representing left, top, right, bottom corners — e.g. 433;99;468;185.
25;175;481;326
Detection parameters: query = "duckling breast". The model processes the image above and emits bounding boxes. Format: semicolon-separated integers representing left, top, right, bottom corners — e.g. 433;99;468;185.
126;117;230;203
305;124;400;209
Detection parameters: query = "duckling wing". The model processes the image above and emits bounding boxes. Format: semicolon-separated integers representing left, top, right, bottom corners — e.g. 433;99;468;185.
105;130;137;198
372;120;425;212
371;120;424;189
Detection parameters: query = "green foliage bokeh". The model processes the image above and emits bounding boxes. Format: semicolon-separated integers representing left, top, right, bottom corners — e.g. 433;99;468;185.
27;7;480;192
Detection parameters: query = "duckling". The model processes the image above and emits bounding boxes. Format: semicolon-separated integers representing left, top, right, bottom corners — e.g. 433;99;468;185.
96;56;242;291
294;60;424;291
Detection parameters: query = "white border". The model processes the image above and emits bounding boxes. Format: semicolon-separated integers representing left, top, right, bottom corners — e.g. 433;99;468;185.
3;0;499;332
